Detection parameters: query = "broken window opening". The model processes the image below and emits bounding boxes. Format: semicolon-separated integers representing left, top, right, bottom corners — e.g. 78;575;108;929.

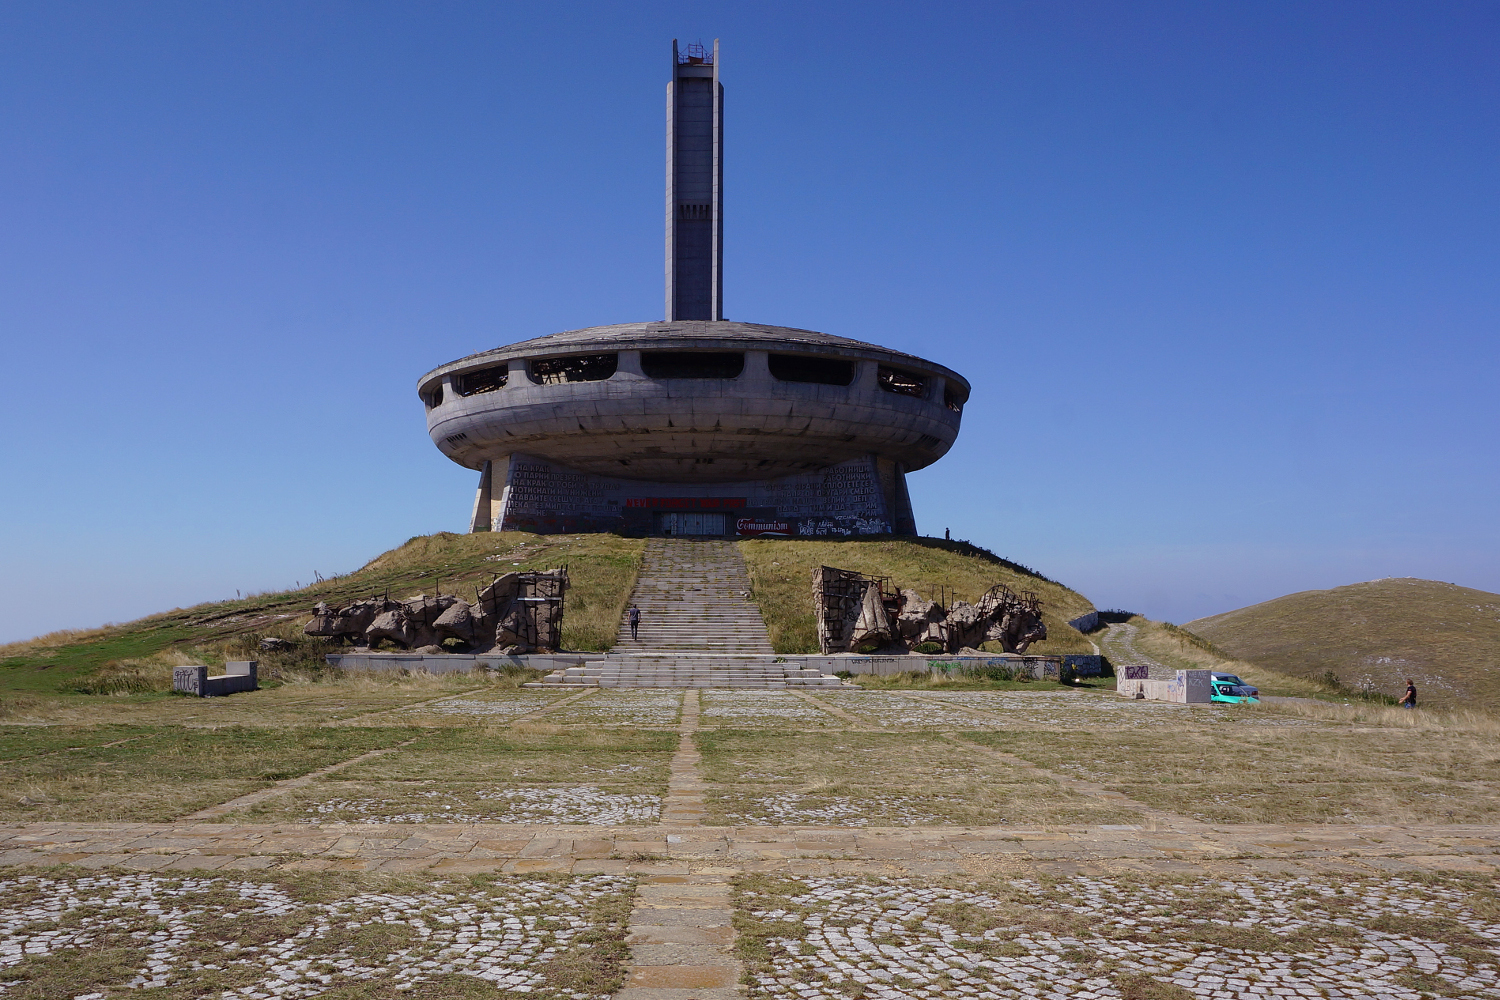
768;353;854;386
420;384;444;409
944;386;966;413
642;351;744;379
878;366;928;398
455;364;508;396
528;354;618;385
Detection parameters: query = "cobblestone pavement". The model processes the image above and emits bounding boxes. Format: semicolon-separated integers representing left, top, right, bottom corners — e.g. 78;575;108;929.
737;872;1500;1000
543;691;684;728
5;688;1500;998
700;690;845;729
0;869;632;999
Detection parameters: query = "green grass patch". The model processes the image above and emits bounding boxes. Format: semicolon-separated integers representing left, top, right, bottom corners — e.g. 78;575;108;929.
0;531;645;696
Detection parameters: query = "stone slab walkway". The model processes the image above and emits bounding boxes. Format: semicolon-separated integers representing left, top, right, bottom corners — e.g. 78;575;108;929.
618;870;741;1000
661;689;707;826
1;820;1495;878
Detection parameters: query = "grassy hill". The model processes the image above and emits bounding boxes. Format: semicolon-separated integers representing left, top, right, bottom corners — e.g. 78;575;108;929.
738;537;1097;655
0;532;645;695
1097;615;1327;699
0;532;1102;697
1186;578;1500;707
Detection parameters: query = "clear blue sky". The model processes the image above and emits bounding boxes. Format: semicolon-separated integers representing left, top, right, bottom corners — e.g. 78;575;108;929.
2;1;1496;643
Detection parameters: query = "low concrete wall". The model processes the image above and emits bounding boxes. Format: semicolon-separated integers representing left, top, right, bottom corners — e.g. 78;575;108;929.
1067;611;1100;633
1117;668;1211;704
788;653;1064;681
174;661;258;697
1060;654;1109;678
326;650;1080;683
325;652;593;674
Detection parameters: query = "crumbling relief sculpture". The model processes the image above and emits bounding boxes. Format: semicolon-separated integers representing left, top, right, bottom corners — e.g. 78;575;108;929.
814;566;1047;655
813;566;896;655
303;568;568;654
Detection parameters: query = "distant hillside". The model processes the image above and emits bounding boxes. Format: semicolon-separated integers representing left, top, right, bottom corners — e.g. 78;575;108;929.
1187;578;1500;706
739;537;1097;655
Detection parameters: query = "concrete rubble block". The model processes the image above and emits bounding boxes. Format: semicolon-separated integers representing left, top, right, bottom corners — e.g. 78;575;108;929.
813;565;895;654
303;598;382;642
944;600;988;650
365;606;413;649
817;567;1047;656
1116;669;1211;703
173;661;258;697
433;598;477;643
172;666;207;697
895;588;943;642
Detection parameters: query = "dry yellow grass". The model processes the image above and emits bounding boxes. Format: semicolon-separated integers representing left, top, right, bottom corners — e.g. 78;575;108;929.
976;699;1500;824
0;670;528;728
694;729;1139;827
737;538;1096;655
1186;577;1500;707
1263;698;1500;734
1108;617;1327;698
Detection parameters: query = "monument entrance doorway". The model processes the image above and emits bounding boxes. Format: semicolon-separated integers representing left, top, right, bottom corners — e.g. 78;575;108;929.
660;512;727;536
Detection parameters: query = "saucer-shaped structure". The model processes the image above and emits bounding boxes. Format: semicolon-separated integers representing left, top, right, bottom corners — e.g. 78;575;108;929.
419;321;968;485
417;44;970;539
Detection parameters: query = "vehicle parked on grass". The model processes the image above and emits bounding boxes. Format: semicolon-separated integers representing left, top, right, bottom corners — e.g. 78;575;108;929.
1211;672;1260;704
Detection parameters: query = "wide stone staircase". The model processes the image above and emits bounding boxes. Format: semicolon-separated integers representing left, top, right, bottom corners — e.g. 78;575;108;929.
534;538;843;689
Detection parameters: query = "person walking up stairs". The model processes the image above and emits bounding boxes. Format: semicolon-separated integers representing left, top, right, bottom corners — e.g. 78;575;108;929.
531;538;842;688
615;539;774;654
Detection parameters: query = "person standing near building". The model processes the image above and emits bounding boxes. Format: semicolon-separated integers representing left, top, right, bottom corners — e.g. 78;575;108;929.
629;605;641;641
1401;678;1417;709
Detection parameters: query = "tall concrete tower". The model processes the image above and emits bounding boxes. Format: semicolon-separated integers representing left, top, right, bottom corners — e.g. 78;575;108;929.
665;39;723;321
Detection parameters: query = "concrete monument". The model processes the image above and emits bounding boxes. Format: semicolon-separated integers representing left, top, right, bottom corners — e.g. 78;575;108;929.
419;41;969;538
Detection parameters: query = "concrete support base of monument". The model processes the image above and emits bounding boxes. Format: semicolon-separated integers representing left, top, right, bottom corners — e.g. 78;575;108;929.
477;451;914;537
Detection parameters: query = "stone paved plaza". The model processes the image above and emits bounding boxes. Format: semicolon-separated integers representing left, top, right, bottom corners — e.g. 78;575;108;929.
1;684;1498;998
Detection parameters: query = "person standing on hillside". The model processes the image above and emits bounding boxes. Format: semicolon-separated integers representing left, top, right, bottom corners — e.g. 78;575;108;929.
1401;678;1417;709
628;605;641;641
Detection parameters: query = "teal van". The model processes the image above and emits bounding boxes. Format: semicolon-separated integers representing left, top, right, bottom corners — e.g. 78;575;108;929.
1211;673;1260;704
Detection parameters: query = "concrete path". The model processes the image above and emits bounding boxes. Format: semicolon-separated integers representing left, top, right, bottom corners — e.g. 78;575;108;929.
1097;621;1173;678
617;688;742;1000
660;689;708;826
617;870;740;1000
1;820;1496;878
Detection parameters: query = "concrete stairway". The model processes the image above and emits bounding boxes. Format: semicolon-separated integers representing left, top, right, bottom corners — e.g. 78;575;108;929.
539;655;843;689
532;538;844;689
614;538;774;654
